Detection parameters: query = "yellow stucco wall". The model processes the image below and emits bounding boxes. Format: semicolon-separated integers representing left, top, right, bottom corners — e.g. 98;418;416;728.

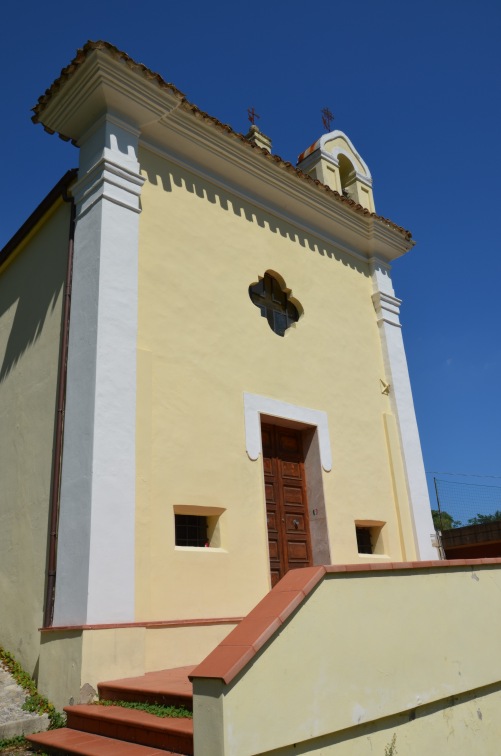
38;631;83;712
135;147;415;622
0;200;70;678
193;564;501;756
38;621;238;709
245;687;501;755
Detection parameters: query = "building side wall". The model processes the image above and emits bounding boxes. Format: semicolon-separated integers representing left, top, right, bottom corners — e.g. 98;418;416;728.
0;200;70;675
193;564;501;756
135;147;416;622
38;631;83;712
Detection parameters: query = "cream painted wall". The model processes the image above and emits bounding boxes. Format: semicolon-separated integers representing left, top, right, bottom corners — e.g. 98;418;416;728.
143;623;238;672
193;564;501;756
239;687;501;755
135;147;415;621
37;621;238;709
38;631;83;712
0;201;70;677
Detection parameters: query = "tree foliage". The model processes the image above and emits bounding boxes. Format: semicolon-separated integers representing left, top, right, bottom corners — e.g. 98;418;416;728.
467;510;501;525
431;509;462;530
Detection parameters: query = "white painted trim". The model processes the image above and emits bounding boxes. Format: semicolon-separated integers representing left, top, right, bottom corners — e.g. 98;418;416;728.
319;130;372;180
370;258;438;560
72;157;144;217
372;291;403;328
54;116;144;625
243;393;332;472
298;131;373;183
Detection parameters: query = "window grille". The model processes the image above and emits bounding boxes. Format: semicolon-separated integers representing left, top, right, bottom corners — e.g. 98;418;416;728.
175;515;208;547
356;526;373;554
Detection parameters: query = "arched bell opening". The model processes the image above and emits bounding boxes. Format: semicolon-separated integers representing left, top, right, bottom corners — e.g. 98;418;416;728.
338;153;358;201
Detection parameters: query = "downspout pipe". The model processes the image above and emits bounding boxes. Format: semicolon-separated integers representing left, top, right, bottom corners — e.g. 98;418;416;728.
43;180;76;628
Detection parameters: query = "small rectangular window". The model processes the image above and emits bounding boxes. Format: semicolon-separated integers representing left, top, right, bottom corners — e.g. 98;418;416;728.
356;526;373;554
175;514;208;547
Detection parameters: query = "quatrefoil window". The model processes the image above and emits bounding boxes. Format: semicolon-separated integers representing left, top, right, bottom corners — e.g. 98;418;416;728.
249;272;301;337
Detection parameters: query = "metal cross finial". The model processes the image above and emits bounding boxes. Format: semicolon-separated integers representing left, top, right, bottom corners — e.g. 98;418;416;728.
321;107;334;132
248;107;260;125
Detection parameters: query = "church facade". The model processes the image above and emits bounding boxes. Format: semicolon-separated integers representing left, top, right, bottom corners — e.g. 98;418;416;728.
0;41;437;710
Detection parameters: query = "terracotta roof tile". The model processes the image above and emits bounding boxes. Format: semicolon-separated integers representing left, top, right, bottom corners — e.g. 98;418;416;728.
32;41;413;242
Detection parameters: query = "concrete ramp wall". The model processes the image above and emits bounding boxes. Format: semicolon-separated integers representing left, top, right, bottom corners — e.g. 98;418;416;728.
191;560;501;755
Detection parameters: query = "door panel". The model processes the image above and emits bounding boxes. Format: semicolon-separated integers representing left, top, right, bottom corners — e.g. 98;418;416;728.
262;424;313;584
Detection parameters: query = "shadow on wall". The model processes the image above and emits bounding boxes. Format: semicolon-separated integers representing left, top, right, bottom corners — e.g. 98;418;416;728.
0;211;69;384
140;154;368;277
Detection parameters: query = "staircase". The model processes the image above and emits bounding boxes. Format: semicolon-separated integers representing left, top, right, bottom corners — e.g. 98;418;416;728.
26;666;195;755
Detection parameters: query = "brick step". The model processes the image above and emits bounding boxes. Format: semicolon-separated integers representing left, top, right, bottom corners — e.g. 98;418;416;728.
63;705;193;754
98;666;195;711
27;727;182;755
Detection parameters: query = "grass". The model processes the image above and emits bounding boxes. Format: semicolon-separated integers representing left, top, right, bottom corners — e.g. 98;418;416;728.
0;647;66;731
95;699;192;718
0;735;28;751
0;646;66;753
0;733;49;754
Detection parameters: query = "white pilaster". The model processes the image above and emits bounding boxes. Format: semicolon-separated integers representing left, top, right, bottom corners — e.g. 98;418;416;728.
370;259;438;560
53;115;145;625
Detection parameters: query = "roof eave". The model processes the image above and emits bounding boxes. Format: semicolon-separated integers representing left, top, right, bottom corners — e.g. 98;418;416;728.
32;40;413;248
0;169;78;272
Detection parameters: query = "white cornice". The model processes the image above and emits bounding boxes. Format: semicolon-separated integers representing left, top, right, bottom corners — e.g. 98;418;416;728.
37;48;412;263
140;114;411;263
38;48;180;142
79;111;141;145
140;137;371;265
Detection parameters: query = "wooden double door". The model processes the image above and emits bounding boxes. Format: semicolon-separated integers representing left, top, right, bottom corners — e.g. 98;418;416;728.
262;424;313;586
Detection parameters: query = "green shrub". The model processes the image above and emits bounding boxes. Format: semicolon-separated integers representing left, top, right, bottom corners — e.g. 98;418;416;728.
0;646;66;730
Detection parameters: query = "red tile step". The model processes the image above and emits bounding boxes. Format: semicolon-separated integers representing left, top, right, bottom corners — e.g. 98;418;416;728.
66;705;193;753
27;727;180;755
98;666;195;711
27;666;196;755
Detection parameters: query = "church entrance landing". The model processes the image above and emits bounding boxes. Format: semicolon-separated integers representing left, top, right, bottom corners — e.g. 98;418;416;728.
262;424;313;585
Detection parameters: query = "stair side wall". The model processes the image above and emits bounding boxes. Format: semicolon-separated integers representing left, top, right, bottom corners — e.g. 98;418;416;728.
192;563;501;756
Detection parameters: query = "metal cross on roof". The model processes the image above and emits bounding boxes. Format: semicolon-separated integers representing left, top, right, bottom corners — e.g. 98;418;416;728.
248;107;260;125
321;107;334;132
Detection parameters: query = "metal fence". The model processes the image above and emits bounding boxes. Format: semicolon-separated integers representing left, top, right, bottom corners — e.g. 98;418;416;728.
433;477;501;531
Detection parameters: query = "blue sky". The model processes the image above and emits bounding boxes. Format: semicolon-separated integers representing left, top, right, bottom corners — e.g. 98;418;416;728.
2;0;501;511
